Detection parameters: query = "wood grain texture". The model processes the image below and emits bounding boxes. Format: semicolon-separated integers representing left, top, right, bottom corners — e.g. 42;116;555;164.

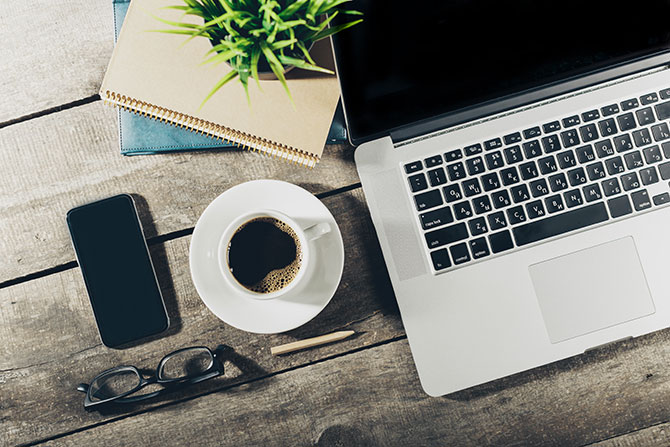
0;189;401;447
0;0;113;122
34;332;670;447
588;423;670;447
0;100;359;281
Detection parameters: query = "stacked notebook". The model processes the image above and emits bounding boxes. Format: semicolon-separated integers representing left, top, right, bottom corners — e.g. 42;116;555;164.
108;0;344;166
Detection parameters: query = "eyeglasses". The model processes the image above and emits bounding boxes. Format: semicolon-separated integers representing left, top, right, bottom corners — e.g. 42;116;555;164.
76;345;227;409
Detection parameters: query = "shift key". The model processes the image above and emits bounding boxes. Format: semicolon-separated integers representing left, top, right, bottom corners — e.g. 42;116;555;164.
425;222;468;249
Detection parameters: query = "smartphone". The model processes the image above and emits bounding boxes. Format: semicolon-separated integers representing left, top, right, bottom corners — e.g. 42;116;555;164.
66;194;169;348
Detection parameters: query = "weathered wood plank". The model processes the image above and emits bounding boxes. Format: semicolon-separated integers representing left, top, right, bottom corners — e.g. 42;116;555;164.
0;100;359;281
589;423;670;447
35;332;670;447
0;0;113;122
0;189;401;447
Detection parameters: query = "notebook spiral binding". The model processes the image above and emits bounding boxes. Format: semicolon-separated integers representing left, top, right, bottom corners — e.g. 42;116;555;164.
102;90;319;167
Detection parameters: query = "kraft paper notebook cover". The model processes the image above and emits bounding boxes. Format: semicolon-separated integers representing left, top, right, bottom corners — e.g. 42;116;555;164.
102;0;341;166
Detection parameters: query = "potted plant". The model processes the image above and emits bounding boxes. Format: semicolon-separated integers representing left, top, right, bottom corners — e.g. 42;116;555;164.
154;0;362;105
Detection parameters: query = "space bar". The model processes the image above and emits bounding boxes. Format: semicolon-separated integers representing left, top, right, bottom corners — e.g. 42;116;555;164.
512;203;609;246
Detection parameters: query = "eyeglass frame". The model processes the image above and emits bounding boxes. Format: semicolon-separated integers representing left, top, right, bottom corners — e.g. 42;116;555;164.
76;345;227;409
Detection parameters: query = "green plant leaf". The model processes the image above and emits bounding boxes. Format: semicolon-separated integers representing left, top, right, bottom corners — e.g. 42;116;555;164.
277;54;334;74
199;69;239;109
309;18;362;41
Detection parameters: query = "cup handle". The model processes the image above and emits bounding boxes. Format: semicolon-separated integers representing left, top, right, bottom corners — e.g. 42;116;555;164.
303;222;331;241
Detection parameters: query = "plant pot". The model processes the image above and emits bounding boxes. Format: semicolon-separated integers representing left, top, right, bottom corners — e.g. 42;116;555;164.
209;39;308;80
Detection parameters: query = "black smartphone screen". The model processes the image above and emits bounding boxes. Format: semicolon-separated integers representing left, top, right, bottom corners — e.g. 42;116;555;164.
66;194;169;348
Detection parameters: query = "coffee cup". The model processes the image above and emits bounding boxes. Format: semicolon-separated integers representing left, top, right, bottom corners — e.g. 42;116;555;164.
217;209;331;300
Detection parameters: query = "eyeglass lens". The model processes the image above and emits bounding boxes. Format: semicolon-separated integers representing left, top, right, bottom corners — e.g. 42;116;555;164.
89;368;141;402
158;347;214;380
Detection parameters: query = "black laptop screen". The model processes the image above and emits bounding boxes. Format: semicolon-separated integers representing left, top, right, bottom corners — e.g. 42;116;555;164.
331;0;670;144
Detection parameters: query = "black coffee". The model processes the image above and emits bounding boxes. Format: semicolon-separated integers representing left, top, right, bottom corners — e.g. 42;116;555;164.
227;217;302;293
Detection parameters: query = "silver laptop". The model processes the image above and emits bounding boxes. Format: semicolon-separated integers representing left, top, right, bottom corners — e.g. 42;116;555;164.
331;1;670;396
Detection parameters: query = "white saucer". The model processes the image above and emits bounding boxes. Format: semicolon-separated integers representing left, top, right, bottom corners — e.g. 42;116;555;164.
189;180;345;334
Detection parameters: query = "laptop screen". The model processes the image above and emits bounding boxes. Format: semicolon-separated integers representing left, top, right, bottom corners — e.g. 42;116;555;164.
332;0;670;144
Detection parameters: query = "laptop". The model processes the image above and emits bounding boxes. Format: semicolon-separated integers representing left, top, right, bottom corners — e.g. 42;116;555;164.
331;0;670;396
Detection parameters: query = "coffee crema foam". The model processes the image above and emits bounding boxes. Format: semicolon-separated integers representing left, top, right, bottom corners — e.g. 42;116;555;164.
229;217;303;294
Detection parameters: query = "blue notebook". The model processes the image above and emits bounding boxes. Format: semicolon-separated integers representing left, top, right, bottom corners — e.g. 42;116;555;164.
112;0;347;155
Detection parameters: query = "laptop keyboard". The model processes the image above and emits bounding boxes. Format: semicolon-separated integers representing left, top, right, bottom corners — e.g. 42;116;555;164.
405;88;670;272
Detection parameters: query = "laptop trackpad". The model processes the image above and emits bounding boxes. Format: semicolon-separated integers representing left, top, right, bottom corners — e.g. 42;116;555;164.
529;237;655;344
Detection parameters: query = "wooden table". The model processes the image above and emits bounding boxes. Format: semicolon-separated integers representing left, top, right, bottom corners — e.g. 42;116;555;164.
3;2;670;446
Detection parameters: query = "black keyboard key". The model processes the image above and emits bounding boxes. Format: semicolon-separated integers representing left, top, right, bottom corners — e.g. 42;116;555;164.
530;178;550;197
567;167;587;186
453;201;474;220
465;156;485;175
664;142;670;158
420;206;454;230
594;139;615;158
563;189;584;208
538;155;558;175
484;138;503;151
425;222;469;249
633;128;652;147
512;202;609;246
414;189;443;211
624;151;644;169
424;155;443;167
620;172;641;191
582;110;601;122
653;192;670;205
504;132;522;145
427;168;448;186
447;162;466;181
507;205;527;225
472;196;493;214
659;161;670;180
631;189;652;210
445;149;463;162
641;93;658;105
614;134;634;153
636;107;655;126
485;151;505;170
652;123;670;142
464;143;483;156
543;121;561;133
489;230;515;254
579;123;599;143
643;145;663;164
576;145;596;164
526;200;547;219
523;127;542;139
608;195;633;218
511;184;531;203
586;161;607;181
488;211;507;230
501;166;520;185
404;161;422;173
605;156;625;175
504;145;524;164
522;140;543;159
443;184;463;203
601;104;620;116
583;183;602;202
640;167;660;185
660;88;670;100
617;112;637;131
598;118;617;137
560;129;580;147
601;178;622;196
562;115;581;127
462;178;482;197
557;150;577;169
408;173;428;192
519;161;539;180
430;248;451;271
469;237;490;259
481;172;501;191
548;173;568;192
621;98;639;110
542;134;562;153
468;217;489;236
450;242;471;265
491;190;511;209
544;194;566;213
654;100;670;120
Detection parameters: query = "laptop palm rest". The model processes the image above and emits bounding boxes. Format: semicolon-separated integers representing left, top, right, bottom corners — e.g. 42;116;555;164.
528;236;655;344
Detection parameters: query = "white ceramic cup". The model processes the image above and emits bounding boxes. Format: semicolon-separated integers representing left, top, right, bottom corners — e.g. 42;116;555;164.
217;209;331;300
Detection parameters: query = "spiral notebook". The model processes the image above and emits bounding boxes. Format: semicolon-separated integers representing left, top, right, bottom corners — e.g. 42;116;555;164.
102;0;341;166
